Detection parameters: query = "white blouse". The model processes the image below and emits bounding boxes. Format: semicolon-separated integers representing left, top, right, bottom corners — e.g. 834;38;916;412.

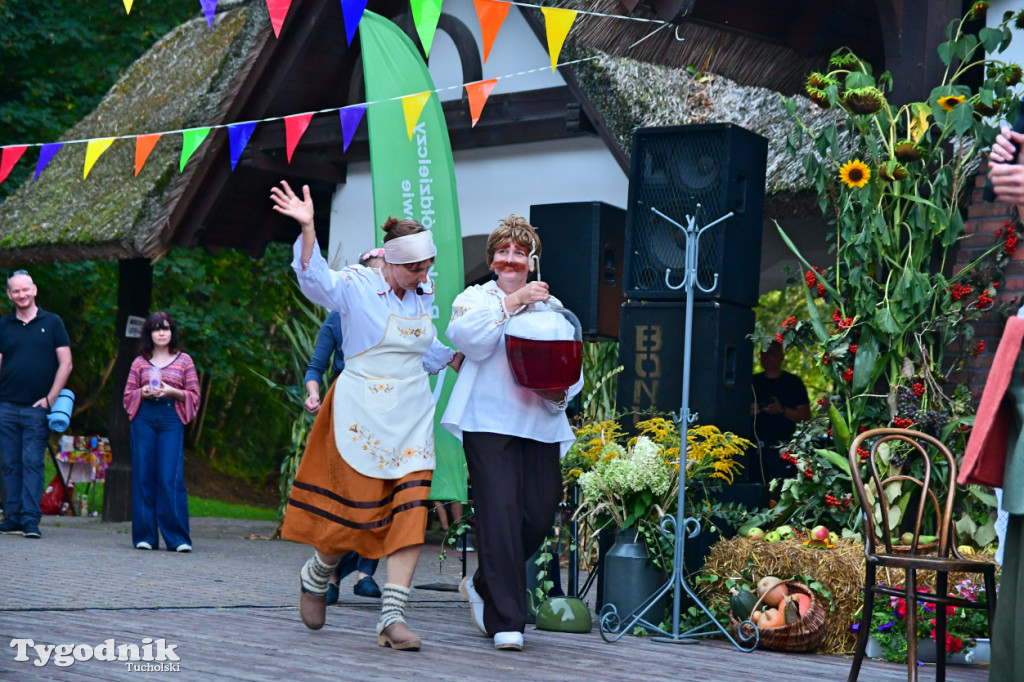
291;237;454;373
441;280;583;455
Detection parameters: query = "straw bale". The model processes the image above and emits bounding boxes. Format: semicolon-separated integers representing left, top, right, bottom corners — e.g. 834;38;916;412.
700;537;998;655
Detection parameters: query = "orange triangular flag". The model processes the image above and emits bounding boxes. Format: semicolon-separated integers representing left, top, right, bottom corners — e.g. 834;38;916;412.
473;0;510;63
284;113;314;163
465;79;498;127
84;139;115;179
135;134;162;177
541;7;576;72
401;91;432;139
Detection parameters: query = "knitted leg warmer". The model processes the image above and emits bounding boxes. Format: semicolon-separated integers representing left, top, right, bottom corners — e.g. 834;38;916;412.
300;552;338;597
376;583;412;634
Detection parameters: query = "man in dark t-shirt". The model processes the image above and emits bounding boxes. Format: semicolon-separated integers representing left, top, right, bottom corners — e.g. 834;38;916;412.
750;341;810;485
0;271;72;539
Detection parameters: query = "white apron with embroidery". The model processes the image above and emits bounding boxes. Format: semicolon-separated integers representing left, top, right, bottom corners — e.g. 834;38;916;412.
333;300;436;479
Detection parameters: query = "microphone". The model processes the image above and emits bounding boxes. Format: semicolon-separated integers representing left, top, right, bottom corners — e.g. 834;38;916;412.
416;286;424;295
983;98;1024;202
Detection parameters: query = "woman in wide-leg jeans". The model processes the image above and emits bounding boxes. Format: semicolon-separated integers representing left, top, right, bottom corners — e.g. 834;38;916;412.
122;311;201;552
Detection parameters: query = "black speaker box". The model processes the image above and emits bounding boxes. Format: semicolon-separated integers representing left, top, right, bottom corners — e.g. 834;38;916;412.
623;124;768;307
530;201;626;339
616;300;754;440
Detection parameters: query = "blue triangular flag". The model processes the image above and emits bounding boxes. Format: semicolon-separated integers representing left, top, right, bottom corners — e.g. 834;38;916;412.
341;0;369;45
228;122;257;170
34;143;64;181
200;0;218;26
338;105;367;152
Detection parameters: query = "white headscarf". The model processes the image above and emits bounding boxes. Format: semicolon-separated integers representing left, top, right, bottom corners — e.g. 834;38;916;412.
384;231;437;264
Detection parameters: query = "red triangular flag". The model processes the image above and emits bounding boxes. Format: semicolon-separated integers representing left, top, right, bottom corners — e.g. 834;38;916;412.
135;134;162;177
473;0;510;63
284;113;314;163
265;0;292;38
465;79;498;127
0;146;28;184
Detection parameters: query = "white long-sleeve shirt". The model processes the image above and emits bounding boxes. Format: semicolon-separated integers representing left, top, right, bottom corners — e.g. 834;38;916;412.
291;237;454;372
441;280;582;455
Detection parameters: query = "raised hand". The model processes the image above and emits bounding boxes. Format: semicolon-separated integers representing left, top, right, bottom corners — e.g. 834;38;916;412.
270;180;314;230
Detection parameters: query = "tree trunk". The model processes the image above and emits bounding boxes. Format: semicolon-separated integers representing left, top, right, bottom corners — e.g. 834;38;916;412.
102;258;153;523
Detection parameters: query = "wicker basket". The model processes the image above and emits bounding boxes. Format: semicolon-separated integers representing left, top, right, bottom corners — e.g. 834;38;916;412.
729;581;827;652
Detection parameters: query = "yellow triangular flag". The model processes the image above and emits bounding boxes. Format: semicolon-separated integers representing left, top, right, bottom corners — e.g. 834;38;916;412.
401;91;432;139
123;0;134;14
83;139;115;179
541;7;576;72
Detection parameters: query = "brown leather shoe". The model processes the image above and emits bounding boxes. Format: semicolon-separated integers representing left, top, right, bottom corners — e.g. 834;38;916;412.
377;622;421;651
299;587;327;630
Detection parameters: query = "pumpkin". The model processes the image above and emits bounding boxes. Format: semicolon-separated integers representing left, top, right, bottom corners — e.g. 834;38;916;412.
760;607;786;629
756;576;782;596
791;592;811;617
729;589;759;621
757;576;788;607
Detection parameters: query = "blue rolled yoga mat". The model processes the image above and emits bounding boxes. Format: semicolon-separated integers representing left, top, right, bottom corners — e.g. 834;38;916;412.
48;389;75;433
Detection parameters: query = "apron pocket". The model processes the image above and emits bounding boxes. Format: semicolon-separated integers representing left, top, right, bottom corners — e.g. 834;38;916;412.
364;379;398;414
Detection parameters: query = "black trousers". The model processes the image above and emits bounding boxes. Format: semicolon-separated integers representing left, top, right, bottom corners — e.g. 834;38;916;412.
462;431;562;634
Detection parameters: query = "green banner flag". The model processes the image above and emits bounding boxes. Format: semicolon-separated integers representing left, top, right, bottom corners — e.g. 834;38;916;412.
359;11;467;502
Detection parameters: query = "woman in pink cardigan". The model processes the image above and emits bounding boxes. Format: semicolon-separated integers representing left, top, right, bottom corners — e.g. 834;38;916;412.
122;312;201;552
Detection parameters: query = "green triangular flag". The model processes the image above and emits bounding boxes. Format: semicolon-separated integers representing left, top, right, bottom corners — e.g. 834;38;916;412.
180;127;211;172
409;0;442;56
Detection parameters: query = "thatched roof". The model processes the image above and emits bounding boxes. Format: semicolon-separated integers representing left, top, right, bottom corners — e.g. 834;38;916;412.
0;0;269;266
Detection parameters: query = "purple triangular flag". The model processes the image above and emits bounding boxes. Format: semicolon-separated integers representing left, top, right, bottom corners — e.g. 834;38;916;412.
341;0;369;45
338;105;367;152
200;0;218;26
34;143;64;181
228;122;257;170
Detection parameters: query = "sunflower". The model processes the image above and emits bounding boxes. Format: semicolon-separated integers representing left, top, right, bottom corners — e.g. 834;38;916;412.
807;87;831;109
1015;10;1024;30
844;87;886;115
938;94;965;112
894;141;924;163
974;100;1002;117
878;161;908;182
838;159;871;189
1006;65;1023;86
806;72;838;91
829;51;861;70
968;1;989;20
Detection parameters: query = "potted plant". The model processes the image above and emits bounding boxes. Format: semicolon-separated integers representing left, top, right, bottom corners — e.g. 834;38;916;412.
858;577;994;664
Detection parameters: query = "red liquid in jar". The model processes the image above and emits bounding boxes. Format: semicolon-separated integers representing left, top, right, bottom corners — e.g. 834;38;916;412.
505;336;582;391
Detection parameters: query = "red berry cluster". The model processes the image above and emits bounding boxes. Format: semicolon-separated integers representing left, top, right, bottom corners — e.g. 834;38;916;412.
1004;222;1018;255
912;382;925;397
781;316;797;330
842;368;854;382
849;344;858;355
780;450;798;465
816;398;825;405
973;339;986;356
856;446;870;461
822;353;831;365
804;269;817;289
949;284;971;301
960;424;971;432
776;332;784;345
831;310;854;330
893;416;915;428
803;468;814;479
977;292;994;309
824;493;851;509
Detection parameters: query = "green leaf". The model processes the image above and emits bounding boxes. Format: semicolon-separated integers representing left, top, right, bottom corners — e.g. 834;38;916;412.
979;27;1003;53
852;328;881;394
875;306;899;334
950;101;975;136
829;404;852;455
937;41;955;65
974;513;997;547
942;209;965;247
815;448;851;476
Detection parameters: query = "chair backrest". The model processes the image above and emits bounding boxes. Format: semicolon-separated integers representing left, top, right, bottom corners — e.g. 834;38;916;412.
848;428;958;557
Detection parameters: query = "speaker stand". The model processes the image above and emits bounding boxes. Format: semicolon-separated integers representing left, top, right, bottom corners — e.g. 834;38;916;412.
598;207;757;652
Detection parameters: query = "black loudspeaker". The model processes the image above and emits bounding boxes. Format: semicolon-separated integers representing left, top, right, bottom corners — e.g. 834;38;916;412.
616;300;754;440
530;201;626;339
623;124;768;307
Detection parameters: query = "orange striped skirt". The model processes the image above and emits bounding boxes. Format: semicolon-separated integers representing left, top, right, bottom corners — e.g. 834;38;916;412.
281;381;432;558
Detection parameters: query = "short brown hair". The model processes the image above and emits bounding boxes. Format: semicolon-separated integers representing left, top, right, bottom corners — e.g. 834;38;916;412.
381;216;426;242
485;215;541;266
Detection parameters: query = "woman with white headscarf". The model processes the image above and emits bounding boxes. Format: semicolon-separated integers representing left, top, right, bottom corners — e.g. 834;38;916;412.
271;180;463;652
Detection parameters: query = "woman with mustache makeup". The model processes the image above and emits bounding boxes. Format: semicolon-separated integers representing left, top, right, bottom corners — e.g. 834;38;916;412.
441;215;583;651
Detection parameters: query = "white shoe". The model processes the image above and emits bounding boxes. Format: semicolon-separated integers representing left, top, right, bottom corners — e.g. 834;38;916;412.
459;575;487;635
455;536;475;552
493;631;523;651
135;541;153;550
175;544;192;553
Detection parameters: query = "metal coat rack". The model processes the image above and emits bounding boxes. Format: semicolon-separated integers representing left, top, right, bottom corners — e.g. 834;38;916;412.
598;206;758;650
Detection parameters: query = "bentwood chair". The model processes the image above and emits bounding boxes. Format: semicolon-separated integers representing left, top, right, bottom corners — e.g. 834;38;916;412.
847;428;997;682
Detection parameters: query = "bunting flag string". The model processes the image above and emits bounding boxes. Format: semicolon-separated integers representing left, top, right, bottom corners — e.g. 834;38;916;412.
0;51;604;184
200;0;219;27
284;113;314;162
341;0;369;45
474;0;511;64
265;0;293;38
410;0;444;57
541;7;577;72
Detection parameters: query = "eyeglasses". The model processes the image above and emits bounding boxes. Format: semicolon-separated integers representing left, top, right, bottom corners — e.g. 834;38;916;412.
152;324;172;331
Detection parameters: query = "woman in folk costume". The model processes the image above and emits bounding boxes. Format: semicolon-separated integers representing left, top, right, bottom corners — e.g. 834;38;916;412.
961;127;1024;681
441;216;582;651
270;180;463;652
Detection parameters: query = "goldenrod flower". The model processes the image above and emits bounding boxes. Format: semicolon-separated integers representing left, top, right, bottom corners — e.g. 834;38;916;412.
938;94;965;112
839;159;871;188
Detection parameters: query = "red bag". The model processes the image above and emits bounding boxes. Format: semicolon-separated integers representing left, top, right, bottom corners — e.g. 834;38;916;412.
40;474;73;515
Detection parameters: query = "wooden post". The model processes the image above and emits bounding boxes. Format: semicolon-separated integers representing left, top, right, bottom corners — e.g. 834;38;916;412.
102;258;153;522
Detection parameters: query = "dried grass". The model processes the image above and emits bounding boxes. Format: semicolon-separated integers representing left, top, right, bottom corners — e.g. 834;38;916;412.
699;537;997;655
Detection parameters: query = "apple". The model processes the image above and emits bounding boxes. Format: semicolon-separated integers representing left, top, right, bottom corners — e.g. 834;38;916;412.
900;532;915;545
809;525;830;541
746;527;765;541
829;532;839;544
764;531;782;543
776;525;794;538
